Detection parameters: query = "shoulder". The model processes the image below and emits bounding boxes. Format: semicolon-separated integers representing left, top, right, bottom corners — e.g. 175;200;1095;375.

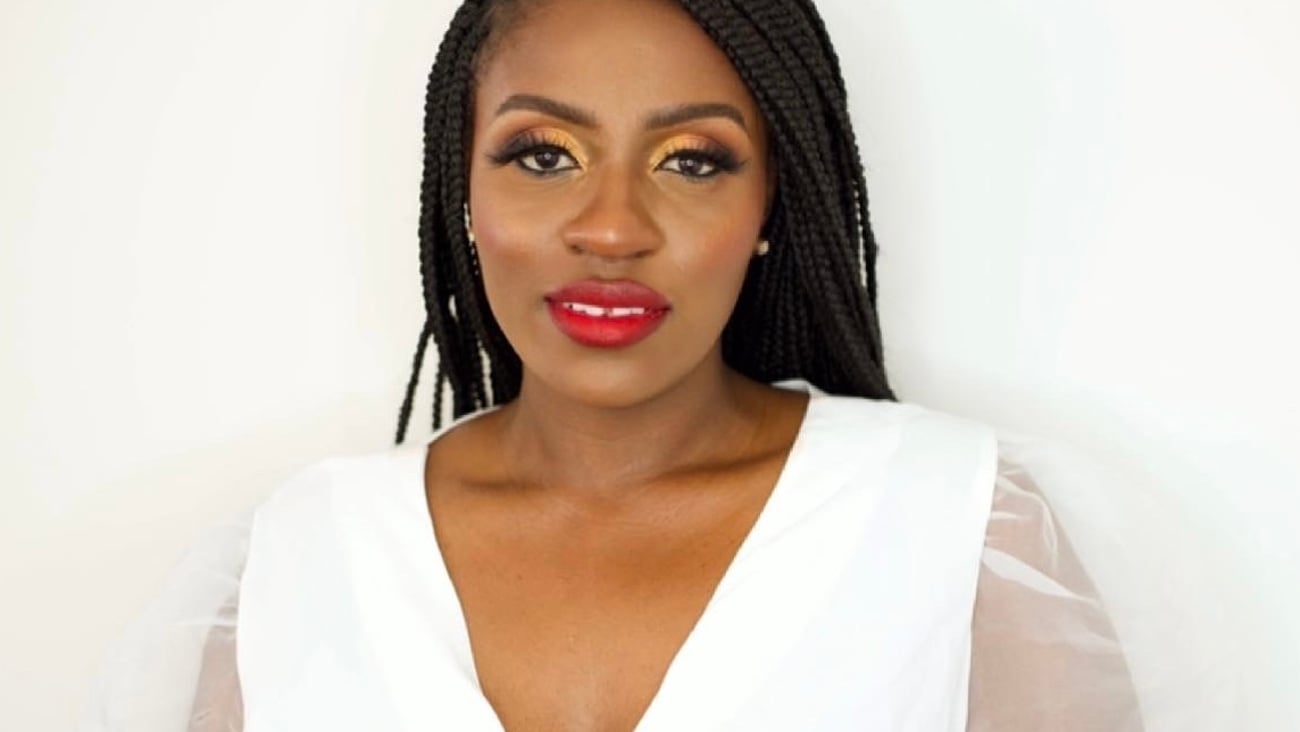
793;387;999;471
254;444;425;522
818;391;993;434
240;445;429;612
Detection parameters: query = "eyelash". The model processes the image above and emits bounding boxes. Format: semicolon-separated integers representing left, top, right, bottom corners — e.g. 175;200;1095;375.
487;131;576;173
487;131;743;181
657;143;743;180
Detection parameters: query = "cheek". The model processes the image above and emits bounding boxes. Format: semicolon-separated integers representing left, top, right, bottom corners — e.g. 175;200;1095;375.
657;175;768;291
687;231;752;282
469;165;582;262
668;219;759;319
686;185;766;270
472;224;535;333
468;181;559;313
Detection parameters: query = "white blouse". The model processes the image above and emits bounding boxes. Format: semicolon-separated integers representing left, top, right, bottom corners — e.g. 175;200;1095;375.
81;382;1148;731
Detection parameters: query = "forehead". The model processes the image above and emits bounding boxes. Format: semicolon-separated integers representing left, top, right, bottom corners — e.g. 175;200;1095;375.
474;0;763;130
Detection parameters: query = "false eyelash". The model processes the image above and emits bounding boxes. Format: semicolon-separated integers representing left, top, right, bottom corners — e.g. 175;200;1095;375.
657;142;745;177
486;130;575;167
486;132;746;180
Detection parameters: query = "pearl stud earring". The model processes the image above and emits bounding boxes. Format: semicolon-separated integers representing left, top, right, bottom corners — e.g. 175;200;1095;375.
755;238;771;256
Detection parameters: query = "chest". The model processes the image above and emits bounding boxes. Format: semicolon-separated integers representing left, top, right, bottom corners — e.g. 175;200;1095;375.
429;470;781;732
236;421;997;732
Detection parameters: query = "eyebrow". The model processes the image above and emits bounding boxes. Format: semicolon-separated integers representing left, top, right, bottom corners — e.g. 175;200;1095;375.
495;94;597;127
646;102;747;131
493;94;748;131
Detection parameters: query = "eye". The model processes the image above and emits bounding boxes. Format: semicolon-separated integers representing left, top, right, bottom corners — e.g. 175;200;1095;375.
516;145;580;174
655;146;743;181
487;132;582;177
659;152;718;178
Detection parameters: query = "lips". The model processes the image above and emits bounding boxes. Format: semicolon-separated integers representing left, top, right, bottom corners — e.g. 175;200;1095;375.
544;279;671;348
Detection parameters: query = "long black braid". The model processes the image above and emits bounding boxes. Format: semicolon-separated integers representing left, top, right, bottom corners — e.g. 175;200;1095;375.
396;0;895;444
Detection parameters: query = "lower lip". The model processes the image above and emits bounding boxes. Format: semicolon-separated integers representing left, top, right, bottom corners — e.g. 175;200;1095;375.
546;301;669;348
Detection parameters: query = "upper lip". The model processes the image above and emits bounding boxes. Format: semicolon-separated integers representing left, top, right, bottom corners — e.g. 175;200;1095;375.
544;279;671;310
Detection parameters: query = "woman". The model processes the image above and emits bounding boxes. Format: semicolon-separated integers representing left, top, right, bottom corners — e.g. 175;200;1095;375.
84;0;1143;729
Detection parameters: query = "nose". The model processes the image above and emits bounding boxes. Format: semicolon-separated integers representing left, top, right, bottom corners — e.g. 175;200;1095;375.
561;165;662;261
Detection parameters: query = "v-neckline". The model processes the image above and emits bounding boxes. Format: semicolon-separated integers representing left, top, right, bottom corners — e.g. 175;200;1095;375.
404;382;821;731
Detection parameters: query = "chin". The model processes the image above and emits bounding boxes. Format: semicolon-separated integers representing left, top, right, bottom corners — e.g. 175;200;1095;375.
506;311;729;410
524;358;686;410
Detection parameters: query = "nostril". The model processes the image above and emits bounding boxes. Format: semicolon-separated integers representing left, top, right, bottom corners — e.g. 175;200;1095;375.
562;230;658;260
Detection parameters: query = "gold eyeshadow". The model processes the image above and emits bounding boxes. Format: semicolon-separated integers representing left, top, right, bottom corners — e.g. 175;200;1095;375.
487;127;588;169
648;135;744;178
487;127;744;182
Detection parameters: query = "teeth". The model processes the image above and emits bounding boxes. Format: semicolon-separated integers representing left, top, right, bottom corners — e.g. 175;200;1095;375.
562;302;649;317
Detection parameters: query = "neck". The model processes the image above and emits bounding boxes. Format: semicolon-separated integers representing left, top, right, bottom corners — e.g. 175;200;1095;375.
498;352;764;496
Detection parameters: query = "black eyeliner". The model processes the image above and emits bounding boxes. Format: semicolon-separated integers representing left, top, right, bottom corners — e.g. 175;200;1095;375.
486;131;563;167
660;141;746;179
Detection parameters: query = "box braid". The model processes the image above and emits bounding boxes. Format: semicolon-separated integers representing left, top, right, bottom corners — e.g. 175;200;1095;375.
396;0;895;444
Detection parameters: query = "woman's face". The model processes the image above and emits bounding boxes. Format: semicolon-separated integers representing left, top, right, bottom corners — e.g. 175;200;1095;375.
468;0;774;408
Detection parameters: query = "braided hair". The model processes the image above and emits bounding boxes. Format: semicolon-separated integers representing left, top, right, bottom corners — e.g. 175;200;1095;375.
395;0;895;444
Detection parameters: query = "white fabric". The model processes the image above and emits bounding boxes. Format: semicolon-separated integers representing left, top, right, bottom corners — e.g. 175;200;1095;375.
80;381;1173;731
238;387;996;731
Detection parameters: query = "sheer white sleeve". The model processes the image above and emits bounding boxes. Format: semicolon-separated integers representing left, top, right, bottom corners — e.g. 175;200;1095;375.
969;433;1238;732
79;515;248;732
968;449;1142;730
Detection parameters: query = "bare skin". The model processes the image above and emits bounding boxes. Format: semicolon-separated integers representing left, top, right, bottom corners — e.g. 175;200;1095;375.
422;0;809;729
426;379;807;731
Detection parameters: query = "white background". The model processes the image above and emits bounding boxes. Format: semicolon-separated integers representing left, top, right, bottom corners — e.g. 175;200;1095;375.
2;0;1296;729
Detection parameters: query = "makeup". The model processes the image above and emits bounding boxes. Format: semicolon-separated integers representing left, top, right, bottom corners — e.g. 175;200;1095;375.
544;279;671;348
649;137;744;180
487;129;586;175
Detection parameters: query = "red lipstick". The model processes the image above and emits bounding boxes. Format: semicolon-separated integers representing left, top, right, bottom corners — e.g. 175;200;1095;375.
544;279;671;348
